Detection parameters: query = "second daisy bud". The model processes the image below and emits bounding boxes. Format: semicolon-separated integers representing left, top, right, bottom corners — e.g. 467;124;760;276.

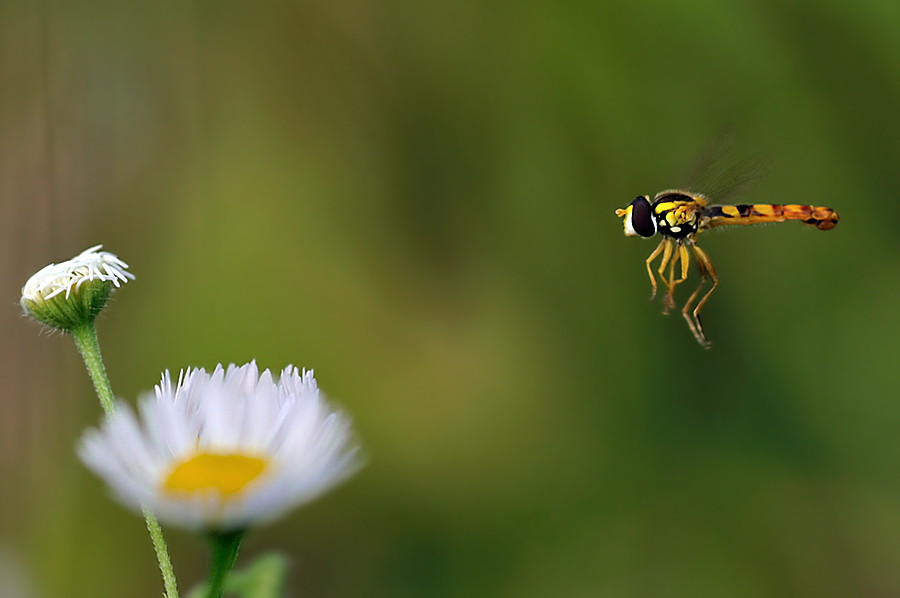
20;245;134;333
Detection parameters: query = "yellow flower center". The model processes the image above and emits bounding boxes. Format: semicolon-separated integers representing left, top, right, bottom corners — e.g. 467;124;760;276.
164;453;268;498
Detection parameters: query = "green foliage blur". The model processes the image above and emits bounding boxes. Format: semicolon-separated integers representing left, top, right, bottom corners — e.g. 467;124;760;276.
1;0;899;596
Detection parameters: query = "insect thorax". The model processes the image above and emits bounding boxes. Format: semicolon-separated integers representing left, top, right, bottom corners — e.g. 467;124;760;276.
652;191;704;240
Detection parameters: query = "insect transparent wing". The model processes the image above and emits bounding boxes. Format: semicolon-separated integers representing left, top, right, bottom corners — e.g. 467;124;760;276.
700;152;771;204
684;128;771;203
683;127;735;195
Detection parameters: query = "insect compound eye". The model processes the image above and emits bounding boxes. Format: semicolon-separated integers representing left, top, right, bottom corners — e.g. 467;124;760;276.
628;196;657;238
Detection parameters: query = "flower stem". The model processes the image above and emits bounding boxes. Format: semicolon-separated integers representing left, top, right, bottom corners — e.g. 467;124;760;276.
71;322;180;598
71;323;115;418
145;506;180;598
207;530;245;598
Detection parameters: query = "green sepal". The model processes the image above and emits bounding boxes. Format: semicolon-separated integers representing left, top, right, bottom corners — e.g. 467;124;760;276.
188;551;287;598
23;278;111;333
226;553;287;598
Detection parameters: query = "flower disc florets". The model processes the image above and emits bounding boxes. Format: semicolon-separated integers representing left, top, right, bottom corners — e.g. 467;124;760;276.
20;245;134;332
79;362;361;531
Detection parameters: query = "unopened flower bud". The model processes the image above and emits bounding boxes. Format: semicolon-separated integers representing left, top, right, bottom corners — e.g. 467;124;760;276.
21;245;134;333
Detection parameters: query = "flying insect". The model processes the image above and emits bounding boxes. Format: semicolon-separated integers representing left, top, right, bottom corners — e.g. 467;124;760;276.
615;132;839;348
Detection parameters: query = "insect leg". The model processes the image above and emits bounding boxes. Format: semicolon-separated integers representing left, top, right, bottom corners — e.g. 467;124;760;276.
644;238;669;302
682;248;710;348
655;239;675;304
664;242;691;312
662;246;680;314
685;244;718;349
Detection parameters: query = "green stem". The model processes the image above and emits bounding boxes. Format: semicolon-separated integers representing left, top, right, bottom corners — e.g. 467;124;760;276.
207;530;245;598
71;323;116;418
71;322;180;598
145;506;181;598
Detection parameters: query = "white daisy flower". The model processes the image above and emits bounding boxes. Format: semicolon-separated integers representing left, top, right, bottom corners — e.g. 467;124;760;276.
20;245;134;331
78;362;361;531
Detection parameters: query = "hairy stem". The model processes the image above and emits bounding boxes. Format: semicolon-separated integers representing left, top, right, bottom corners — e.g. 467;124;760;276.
72;323;180;597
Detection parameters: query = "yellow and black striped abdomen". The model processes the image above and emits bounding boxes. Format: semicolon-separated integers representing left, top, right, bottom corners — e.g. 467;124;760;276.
701;204;839;231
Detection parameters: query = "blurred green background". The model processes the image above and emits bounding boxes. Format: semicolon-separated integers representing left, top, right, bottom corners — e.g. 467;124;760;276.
1;0;899;596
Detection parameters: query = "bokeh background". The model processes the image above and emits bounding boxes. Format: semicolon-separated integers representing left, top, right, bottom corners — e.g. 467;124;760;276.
1;0;898;596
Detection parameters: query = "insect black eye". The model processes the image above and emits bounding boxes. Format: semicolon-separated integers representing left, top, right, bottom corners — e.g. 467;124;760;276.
630;196;656;238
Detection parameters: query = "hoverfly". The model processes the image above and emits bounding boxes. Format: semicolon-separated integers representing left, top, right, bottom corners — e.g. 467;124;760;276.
615;131;839;348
